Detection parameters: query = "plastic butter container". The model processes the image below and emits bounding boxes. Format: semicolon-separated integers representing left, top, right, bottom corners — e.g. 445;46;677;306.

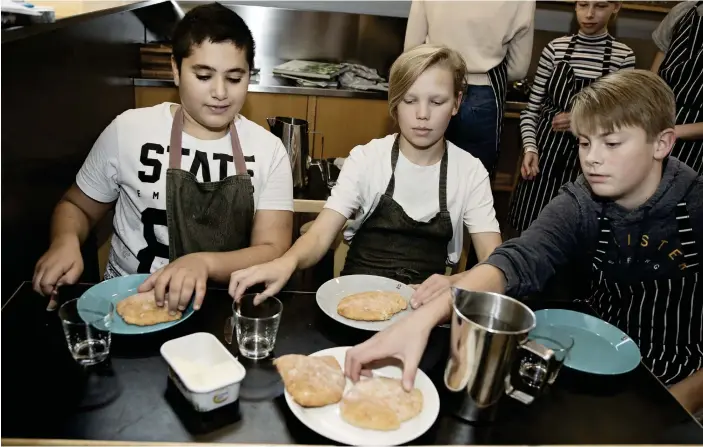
160;332;246;412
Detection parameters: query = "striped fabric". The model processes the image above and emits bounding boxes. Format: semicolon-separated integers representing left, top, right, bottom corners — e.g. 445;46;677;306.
520;33;636;152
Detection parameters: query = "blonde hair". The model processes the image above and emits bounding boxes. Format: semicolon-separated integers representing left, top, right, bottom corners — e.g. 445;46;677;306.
571;69;676;142
388;44;467;121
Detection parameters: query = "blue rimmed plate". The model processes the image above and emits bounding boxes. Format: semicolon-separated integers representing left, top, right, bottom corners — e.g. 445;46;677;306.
533;309;641;375
78;274;195;335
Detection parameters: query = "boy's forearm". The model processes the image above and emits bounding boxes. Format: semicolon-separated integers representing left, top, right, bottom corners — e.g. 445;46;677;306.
201;243;288;283
50;200;92;247
676;123;703;140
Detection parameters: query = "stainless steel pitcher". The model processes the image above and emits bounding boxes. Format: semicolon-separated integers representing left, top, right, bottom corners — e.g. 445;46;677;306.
266;117;310;189
444;288;560;422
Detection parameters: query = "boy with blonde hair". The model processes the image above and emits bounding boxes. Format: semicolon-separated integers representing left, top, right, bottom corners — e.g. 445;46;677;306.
345;69;703;415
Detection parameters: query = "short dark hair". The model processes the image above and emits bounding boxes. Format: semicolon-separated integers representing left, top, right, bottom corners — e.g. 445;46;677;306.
171;3;255;71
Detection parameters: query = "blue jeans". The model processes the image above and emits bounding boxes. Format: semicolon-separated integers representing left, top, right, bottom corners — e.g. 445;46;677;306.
445;85;498;175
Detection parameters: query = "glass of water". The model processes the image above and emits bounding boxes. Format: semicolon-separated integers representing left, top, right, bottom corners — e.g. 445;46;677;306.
232;294;282;360
59;297;114;366
519;326;574;388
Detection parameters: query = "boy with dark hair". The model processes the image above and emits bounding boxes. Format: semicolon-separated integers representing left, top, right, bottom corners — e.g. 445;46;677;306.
345;69;703;415
33;3;293;314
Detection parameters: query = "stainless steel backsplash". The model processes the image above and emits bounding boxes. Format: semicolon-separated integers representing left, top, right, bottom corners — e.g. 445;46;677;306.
178;2;407;77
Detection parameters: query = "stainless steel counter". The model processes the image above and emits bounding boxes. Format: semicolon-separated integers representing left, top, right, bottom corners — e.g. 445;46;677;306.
134;78;528;110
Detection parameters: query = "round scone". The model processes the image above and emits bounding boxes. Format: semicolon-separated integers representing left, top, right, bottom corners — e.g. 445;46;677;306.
116;292;182;326
336;291;408;321
274;354;346;407
340;377;423;431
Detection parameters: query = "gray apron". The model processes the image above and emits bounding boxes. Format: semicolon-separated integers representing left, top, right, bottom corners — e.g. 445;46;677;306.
165;107;255;261
509;35;613;232
588;193;701;385
658;1;703;174
341;136;454;284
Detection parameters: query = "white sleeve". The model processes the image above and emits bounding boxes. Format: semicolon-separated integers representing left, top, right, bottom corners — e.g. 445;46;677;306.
463;163;501;234
324;145;366;219
75;118;120;203
256;140;294;211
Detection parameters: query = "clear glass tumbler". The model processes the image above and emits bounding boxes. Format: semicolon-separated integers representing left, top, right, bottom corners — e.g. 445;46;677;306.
232;294;282;360
59;297;114;366
519;326;575;388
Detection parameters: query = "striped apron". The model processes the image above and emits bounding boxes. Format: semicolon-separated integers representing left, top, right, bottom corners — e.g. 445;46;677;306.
588;198;701;385
488;60;508;178
658;1;703;174
508;35;612;232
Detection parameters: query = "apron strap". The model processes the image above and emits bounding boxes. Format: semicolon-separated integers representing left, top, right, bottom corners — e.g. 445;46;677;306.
385;136;450;214
562;35;579;63
169;106;248;175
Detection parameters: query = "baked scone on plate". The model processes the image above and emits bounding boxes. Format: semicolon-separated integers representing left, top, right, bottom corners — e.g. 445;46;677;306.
340;377;423;431
336;291;408;321
274;354;346;407
116;291;182;326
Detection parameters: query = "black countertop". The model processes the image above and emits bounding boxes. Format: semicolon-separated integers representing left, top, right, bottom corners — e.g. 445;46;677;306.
2;281;702;445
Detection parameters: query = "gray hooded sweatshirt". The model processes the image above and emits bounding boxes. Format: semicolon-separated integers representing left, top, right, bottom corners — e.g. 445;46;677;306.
487;157;702;384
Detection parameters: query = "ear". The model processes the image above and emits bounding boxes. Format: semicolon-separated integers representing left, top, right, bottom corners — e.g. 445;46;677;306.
653;128;676;161
452;91;463;117
611;2;622;14
171;56;180;87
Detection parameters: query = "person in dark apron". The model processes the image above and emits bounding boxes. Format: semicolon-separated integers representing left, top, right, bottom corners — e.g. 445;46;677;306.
229;44;503;303
509;1;635;233
652;1;703;174
32;4;294;313
342;70;703;413
403;0;536;178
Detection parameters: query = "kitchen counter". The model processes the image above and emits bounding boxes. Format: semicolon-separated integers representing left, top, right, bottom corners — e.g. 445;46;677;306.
135;78;528;111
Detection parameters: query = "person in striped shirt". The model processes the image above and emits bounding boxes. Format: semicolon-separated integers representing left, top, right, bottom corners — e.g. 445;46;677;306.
508;1;636;234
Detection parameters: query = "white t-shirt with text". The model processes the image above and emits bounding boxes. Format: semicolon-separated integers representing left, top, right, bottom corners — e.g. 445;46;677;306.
76;102;293;278
324;135;500;265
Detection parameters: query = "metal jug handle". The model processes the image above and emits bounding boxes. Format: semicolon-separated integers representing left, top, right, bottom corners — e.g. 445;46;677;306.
504;339;556;405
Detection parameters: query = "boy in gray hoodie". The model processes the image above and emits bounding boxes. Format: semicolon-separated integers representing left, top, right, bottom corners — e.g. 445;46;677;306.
344;69;703;415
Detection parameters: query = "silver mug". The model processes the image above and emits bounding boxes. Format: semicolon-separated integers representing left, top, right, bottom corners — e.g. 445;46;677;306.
444;288;563;422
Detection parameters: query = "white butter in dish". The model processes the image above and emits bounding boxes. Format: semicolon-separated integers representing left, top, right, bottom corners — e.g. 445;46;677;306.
161;332;246;412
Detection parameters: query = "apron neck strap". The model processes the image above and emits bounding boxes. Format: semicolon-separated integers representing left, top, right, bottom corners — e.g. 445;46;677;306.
385;135;449;213
169;106;248;175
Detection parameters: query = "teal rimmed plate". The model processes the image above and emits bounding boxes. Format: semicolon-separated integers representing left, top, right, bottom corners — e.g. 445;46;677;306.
78;274;195;335
533;309;641;375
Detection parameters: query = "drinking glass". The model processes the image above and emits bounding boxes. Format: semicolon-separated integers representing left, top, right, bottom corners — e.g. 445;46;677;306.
519;326;574;388
59;297;114;366
232;294;282;360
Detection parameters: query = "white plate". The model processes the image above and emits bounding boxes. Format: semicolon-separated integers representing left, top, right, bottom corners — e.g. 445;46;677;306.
283;346;440;446
316;275;415;331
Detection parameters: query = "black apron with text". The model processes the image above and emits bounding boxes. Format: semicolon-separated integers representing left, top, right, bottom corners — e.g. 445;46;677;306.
509;35;613;232
341;136;454;284
165;107;255;261
658;2;703;174
588;200;702;385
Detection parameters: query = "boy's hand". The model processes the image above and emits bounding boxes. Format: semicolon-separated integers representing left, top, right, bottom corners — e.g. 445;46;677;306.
138;253;209;313
410;274;452;309
552;112;571;132
521;152;540;180
33;235;84;303
228;257;297;305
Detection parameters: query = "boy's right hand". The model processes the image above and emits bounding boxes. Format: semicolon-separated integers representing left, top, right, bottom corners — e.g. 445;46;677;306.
228;257;297;305
33;235;84;301
521;152;540;180
344;314;432;392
